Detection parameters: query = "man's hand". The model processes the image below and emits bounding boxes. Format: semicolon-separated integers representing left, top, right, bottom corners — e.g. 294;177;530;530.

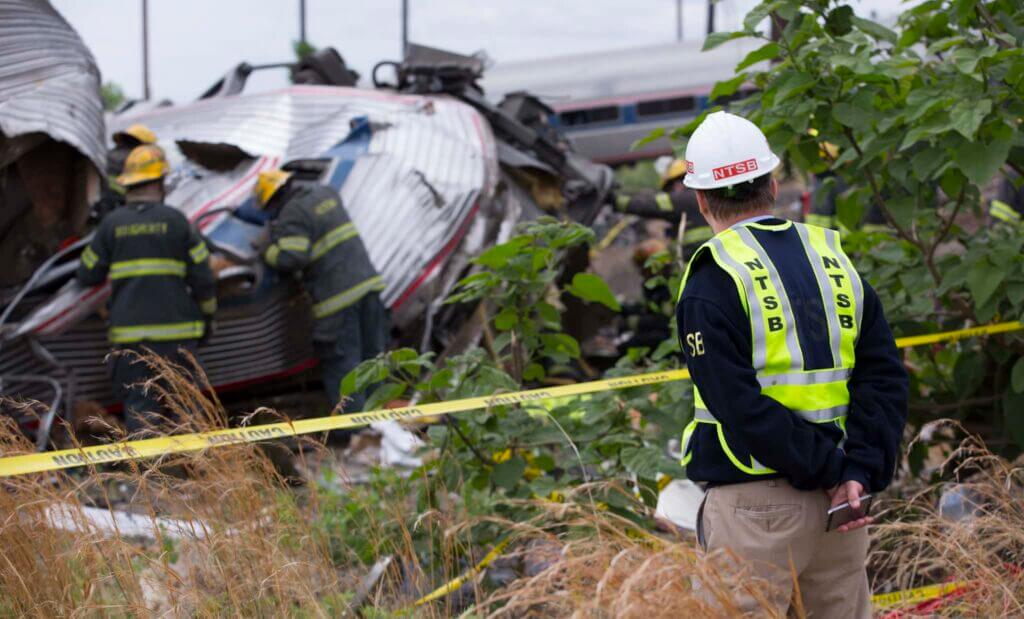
828;480;873;533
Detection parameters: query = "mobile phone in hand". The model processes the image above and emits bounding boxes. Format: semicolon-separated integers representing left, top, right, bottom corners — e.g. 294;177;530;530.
826;494;873;532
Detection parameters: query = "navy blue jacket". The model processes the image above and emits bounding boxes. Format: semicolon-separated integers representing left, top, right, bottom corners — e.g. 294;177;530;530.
677;219;908;491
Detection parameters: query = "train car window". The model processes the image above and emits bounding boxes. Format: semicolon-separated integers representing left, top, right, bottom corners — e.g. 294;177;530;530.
558;106;620;126
636;96;696;117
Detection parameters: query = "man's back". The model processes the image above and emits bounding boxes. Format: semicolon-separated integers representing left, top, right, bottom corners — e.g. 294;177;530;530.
264;184;383;341
678;218;908;490
78;202;215;343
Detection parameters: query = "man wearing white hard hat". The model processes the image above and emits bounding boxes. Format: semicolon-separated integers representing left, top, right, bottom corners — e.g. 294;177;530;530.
675;111;908;616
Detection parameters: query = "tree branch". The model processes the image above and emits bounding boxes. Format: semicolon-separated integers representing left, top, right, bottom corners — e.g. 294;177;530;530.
444;415;494;466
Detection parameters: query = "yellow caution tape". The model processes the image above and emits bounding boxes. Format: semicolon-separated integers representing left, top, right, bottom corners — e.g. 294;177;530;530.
413;538;510;606
893;320;1023;348
0;370;687;477
0;320;1020;478
870;581;967;609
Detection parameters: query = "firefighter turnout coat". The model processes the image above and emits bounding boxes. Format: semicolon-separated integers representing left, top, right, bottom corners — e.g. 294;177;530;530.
262;185;384;341
77;202;217;343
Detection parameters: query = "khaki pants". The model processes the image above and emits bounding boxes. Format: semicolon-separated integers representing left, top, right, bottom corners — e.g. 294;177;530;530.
699;479;870;618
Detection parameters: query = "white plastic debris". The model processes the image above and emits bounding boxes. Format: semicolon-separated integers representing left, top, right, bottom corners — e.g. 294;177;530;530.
372;420;425;468
45;503;203;540
655;479;705;531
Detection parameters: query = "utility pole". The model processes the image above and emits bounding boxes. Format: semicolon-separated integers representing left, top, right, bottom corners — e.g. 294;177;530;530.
299;0;307;46
706;0;716;36
401;0;409;59
676;0;683;42
141;0;150;100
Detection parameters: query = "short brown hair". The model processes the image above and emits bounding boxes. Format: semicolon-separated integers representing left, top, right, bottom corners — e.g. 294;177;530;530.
697;172;774;220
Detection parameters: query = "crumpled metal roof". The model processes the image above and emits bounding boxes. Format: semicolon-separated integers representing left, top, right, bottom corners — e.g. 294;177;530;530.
115;85;497;307
0;0;106;172
19;85;497;337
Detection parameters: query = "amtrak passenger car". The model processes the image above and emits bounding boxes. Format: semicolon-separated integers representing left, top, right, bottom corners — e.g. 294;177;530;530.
482;40;760;165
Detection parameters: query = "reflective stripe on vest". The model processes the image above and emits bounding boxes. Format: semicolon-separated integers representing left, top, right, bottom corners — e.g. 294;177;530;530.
311;222;358;261
312;275;385;319
109;258;186;280
109;320;204;343
190;241;210;264
679;221;862;475
81;246;99;269
991;199;1022;224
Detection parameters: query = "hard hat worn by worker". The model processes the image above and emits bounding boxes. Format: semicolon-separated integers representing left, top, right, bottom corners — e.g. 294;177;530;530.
683;111;780;190
116;144;170;188
659;158;688;190
112;123;157;147
255;169;294;208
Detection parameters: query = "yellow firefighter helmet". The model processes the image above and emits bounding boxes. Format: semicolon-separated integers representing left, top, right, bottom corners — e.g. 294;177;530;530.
112;123;157;147
659;158;688;190
116;144;169;188
255;169;293;207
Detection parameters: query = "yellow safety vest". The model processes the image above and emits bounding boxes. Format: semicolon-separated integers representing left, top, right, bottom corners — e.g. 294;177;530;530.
678;220;863;475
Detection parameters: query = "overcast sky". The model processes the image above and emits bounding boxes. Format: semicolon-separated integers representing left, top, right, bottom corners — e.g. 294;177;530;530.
51;0;902;104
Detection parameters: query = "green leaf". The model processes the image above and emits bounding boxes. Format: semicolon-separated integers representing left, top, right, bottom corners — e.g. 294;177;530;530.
966;259;1004;307
566;273;621;311
825;6;854;36
702;30;747;51
774;71;815;103
491;457;526;491
911;146;946;181
494;308;518;331
835;189;866;231
736;42;780;71
621;446;668;480
540;333;580;360
949;99;992;140
1013;358;1024;393
852;16;897;43
474;237;529;269
710;73;747;102
631;126;666;151
954;137;1012;186
952;351;985;399
832;102;873;129
522;362;545;381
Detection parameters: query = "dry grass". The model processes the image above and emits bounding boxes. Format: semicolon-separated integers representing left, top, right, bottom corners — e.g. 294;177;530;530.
869;422;1024;617
3;356;1024;617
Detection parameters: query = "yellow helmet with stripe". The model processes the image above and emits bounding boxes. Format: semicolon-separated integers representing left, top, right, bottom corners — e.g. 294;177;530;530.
112;123;157;147
255;169;293;207
660;158;688;190
116;144;169;187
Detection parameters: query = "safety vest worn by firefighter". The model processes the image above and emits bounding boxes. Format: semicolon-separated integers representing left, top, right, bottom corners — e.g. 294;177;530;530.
678;220;863;475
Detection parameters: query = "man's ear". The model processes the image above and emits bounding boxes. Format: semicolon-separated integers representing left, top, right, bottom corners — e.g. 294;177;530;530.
770;176;779;200
695;190;710;219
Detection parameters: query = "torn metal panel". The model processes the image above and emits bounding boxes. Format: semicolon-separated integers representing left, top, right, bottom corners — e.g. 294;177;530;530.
0;0;105;287
0;0;106;172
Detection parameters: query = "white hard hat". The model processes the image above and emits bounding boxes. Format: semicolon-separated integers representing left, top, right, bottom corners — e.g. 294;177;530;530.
683;111;780;190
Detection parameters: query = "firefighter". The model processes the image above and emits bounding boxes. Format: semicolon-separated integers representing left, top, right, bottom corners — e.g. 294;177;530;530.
77;144;217;432
676;112;908;617
107;124;158;187
618;238;675;355
256;169;388;417
614;158;711;259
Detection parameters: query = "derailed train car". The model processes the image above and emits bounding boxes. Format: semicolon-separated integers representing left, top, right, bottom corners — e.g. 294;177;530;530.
0;35;613;447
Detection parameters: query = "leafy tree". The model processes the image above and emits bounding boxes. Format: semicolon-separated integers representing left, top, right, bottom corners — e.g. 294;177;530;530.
293;39;317;61
697;0;1024;456
100;81;126;111
343;218;689;544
